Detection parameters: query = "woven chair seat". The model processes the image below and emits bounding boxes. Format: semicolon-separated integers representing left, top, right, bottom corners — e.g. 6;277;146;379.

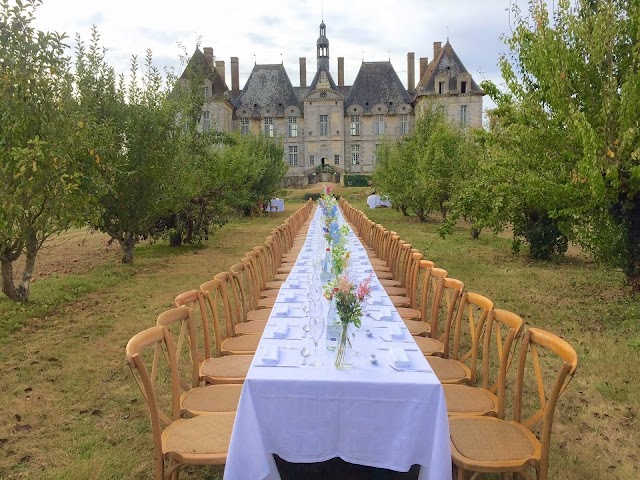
427;357;471;384
389;295;410;308
443;384;498;415
379;279;401;287
221;335;260;355
163;412;236;455
182;385;243;413
265;280;284;289
368;258;386;266
257;297;276;308
260;289;280;298
414;336;444;356
375;271;394;280
201;355;252;380
449;417;537;463
397;307;421;321
277;266;293;274
384;286;406;296
274;273;288;281
373;265;391;273
247;309;272;322
403;318;429;336
235;320;267;335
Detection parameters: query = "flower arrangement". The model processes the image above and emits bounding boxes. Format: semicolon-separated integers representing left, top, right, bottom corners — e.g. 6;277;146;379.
324;273;372;328
330;225;350;275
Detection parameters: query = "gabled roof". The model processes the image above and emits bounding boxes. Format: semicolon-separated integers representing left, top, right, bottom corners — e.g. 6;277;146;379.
344;61;412;111
180;48;227;96
415;41;483;95
306;64;341;95
236;64;301;113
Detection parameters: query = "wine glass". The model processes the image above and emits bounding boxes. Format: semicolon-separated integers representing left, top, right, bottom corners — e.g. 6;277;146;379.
309;314;325;367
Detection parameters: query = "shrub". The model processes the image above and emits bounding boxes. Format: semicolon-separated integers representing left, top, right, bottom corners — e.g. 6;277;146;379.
344;175;372;187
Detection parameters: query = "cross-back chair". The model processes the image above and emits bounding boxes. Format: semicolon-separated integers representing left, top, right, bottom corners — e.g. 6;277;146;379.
126;325;235;480
443;308;524;417
449;327;578;480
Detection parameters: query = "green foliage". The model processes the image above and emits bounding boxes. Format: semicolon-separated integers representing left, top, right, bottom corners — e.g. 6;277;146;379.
315;164;335;174
343;174;372;187
471;0;640;280
0;0;106;301
374;108;472;222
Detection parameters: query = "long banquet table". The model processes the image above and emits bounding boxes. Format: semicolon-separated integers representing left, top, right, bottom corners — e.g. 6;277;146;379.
223;206;451;479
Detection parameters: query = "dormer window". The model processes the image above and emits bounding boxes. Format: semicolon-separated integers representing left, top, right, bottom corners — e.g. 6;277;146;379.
461;81;467;94
438;82;445;94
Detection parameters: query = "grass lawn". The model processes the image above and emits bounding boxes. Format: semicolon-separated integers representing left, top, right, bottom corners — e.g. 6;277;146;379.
0;184;638;479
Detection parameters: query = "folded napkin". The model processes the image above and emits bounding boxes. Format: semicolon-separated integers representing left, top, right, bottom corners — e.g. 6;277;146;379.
370;292;384;305
389;347;411;368
283;290;297;302
261;345;280;365
271;323;289;338
378;307;393;321
273;304;290;317
388;324;404;340
287;278;300;288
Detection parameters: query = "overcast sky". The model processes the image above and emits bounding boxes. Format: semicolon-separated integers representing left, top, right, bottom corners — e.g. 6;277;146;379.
32;0;517;112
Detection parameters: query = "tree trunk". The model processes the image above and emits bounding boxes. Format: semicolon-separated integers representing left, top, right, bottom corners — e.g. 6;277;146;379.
471;227;481;240
399;205;409;216
624;194;640;292
119;233;136;264
1;257;26;302
414;207;427;222
0;234;37;302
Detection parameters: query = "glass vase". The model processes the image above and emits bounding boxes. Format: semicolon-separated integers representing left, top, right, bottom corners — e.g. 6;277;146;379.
334;323;353;369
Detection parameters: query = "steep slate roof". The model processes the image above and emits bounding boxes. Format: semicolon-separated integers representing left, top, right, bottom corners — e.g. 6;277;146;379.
415;41;483;95
180;48;227;96
344;62;412;112
235;64;301;114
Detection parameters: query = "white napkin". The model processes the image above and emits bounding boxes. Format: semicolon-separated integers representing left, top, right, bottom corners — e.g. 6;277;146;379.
261;345;279;365
283;290;297;302
378;307;393;321
287;277;300;288
274;304;290;317
389;347;411;368
371;292;384;304
388;324;404;339
272;323;289;338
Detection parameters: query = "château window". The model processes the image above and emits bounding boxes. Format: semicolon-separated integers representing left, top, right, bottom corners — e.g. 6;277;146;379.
375;114;385;135
240;117;249;135
204;86;209;99
400;114;409;135
288;146;298;166
350;115;360;136
288;117;298;137
461;81;467;94
460;105;468;126
263;117;274;137
202;111;211;132
351;144;360;165
334;154;340;165
309;154;315;166
438;81;445;94
320;115;328;136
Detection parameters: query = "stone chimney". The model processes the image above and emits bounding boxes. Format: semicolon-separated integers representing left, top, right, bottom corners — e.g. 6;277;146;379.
203;47;214;67
299;57;307;87
420;57;428;81
407;52;415;93
215;61;226;86
338;57;344;87
231;57;239;93
433;42;442;60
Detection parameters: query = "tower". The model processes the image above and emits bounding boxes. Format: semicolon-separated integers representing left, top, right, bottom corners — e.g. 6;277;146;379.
317;21;329;71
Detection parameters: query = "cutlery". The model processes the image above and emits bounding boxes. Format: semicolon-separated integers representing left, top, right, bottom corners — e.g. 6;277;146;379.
253;364;301;368
378;336;413;343
376;347;418;351
389;364;432;373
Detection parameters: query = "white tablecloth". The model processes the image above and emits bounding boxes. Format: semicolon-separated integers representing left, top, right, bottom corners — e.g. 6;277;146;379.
224;207;451;480
265;198;285;212
367;194;392;209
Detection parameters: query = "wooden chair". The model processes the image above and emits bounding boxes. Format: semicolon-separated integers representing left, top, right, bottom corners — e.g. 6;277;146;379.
449;328;579;480
397;260;437;327
200;276;261;355
174;290;251;384
156;307;243;416
414;275;463;356
126;325;235;479
444;308;524;417
427;291;493;384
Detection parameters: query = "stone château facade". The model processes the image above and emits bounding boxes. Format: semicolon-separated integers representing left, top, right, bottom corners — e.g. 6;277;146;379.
181;21;483;185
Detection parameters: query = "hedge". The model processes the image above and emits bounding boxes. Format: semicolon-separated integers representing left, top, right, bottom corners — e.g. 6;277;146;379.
344;174;372;187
